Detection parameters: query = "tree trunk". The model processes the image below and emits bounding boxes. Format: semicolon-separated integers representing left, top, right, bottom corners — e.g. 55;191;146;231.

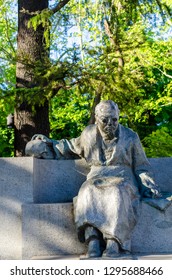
15;0;49;156
88;87;103;125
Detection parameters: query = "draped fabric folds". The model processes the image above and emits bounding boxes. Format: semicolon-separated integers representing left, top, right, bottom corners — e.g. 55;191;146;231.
53;124;156;250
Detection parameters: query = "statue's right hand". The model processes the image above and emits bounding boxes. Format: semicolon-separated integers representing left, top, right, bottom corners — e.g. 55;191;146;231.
25;134;54;159
31;134;52;144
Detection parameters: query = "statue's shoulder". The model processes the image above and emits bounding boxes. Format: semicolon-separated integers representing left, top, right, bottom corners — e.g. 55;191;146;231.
119;124;138;140
81;124;97;136
79;124;97;146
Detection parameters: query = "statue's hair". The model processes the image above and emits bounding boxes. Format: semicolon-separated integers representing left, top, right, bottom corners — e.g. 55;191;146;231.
95;100;119;116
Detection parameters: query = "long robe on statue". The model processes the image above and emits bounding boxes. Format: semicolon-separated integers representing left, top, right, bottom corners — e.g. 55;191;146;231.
52;124;156;251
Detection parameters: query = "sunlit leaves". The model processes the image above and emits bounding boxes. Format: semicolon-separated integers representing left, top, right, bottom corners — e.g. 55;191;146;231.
143;127;172;157
49;88;92;139
0;0;17;92
28;8;52;47
0;0;172;157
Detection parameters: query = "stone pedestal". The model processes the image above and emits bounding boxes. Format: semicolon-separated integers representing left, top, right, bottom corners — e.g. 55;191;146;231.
0;157;172;259
132;202;172;253
33;159;90;203
0;157;33;259
22;203;86;259
22;201;172;259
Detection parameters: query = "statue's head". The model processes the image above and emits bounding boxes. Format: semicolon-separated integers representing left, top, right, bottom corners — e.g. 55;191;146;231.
95;100;120;139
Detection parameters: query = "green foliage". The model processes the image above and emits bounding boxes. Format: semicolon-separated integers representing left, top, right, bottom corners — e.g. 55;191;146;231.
0;100;14;157
49;88;92;139
0;0;172;157
143;127;172;157
0;0;16;91
0;126;14;157
0;0;16;156
28;8;52;48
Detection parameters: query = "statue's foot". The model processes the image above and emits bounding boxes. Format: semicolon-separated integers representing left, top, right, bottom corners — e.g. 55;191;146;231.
87;239;102;258
123;250;131;255
103;239;119;258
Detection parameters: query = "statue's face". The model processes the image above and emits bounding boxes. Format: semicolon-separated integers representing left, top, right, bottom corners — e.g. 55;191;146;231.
96;108;119;139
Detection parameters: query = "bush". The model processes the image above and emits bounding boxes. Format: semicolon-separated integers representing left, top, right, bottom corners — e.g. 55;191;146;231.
143;127;172;157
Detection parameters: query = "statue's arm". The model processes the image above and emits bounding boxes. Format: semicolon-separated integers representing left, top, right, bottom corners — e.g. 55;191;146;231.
25;133;83;160
132;133;161;198
52;136;83;160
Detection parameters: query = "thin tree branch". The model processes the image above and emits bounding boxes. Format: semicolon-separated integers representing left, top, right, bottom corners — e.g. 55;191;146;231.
50;0;71;14
157;68;172;79
104;19;124;74
144;59;172;79
4;14;16;54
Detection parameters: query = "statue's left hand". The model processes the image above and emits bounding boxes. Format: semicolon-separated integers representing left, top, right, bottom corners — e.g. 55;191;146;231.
150;188;162;198
144;185;162;199
139;172;162;199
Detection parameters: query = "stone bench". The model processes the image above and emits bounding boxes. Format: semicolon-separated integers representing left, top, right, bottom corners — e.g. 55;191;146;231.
0;157;172;259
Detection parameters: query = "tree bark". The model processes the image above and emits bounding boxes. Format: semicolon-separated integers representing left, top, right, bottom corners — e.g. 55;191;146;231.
15;0;49;156
88;85;103;125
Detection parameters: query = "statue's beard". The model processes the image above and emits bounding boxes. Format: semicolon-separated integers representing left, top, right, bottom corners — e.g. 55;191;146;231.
104;128;115;138
100;125;118;140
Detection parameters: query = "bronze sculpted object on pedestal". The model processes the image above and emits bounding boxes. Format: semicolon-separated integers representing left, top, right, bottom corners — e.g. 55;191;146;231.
26;100;161;258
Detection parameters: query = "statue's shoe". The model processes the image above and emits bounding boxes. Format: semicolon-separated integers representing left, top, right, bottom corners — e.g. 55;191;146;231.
103;239;119;258
87;239;102;258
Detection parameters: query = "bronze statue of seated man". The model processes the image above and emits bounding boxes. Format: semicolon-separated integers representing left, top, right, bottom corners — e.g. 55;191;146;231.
26;100;161;258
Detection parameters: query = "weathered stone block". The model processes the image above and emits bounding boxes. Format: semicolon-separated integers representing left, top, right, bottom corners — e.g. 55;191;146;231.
132;202;172;253
33;158;90;203
0;157;33;259
33;158;172;204
22;201;172;259
1;157;172;259
22;203;86;259
149;158;172;193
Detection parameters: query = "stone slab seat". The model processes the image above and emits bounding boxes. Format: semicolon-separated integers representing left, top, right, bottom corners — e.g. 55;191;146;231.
0;157;172;259
22;201;172;260
22;203;86;260
32;157;172;203
22;157;172;260
0;157;33;260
